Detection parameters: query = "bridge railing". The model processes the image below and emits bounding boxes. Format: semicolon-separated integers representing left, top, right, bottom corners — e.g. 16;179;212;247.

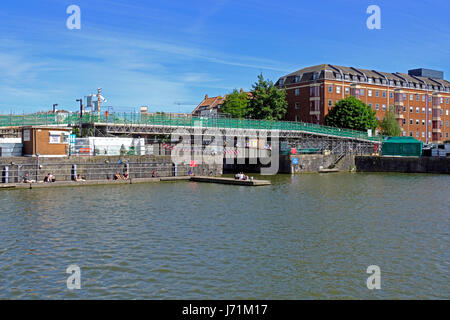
0;112;384;142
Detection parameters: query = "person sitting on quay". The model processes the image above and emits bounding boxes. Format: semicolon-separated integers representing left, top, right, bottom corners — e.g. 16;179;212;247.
152;170;158;178
74;174;86;182
44;173;56;183
114;172;122;180
188;169;195;177
122;171;129;180
23;173;35;184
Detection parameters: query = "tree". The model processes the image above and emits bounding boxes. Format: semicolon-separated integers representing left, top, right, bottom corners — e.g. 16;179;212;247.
380;108;402;137
221;89;250;119
248;74;288;120
325;96;378;132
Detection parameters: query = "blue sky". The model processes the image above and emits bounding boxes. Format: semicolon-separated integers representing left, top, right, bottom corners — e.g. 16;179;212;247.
0;0;449;113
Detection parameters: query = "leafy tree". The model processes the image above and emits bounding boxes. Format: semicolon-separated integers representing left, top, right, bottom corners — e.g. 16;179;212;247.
380;108;402;137
325;96;378;131
248;74;288;120
221;89;250;119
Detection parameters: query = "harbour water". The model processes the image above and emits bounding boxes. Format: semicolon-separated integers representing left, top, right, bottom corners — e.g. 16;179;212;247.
0;173;448;299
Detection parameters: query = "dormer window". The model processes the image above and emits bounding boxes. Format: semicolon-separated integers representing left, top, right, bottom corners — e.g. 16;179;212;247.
313;73;319;80
294;76;300;83
344;74;349;80
368;78;373;84
336;73;342;79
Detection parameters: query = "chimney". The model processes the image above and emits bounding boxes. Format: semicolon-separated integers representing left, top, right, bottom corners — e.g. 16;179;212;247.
205;94;209;99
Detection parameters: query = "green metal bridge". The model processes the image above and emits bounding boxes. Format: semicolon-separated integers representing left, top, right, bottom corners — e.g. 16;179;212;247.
0;113;383;144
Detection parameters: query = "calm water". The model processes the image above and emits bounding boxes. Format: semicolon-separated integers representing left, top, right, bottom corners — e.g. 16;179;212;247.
0;173;448;299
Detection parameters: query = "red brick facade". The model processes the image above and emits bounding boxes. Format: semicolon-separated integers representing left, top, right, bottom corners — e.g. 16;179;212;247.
277;65;450;143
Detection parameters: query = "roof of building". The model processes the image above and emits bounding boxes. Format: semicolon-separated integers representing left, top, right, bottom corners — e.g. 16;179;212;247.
277;64;450;93
383;136;423;144
192;90;252;114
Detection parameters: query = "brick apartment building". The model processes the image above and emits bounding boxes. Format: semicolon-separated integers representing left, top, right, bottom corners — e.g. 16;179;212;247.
276;64;450;143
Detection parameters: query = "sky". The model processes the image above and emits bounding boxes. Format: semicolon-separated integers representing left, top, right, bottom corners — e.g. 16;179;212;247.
0;0;449;114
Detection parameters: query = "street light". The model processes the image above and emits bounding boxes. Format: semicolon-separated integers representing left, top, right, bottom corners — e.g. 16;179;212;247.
52;104;58;113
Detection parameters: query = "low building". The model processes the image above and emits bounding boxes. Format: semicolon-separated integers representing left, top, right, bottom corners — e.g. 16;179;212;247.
22;126;72;157
382;137;423;157
192;94;226;117
0;138;22;157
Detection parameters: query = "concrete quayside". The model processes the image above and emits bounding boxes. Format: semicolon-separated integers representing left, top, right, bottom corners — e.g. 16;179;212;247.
0;176;271;190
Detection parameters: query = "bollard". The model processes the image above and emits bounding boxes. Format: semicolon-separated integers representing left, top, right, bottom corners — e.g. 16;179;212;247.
2;166;9;184
72;164;77;181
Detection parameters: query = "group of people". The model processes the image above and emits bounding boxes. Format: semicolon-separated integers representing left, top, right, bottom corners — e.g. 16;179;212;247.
111;171;129;181
22;172;55;184
235;172;249;181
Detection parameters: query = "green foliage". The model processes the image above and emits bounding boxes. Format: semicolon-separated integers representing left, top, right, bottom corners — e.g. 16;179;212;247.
248;74;288;120
222;89;250;119
325;96;378;131
380;108;402;137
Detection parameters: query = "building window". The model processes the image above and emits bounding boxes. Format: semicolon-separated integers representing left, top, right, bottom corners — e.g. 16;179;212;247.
422;108;425;113
375;104;379;110
336;86;341;94
416;119;419;125
49;133;62;144
416;107;419;113
447;110;449;116
390;92;394;99
382;91;386;98
409;132;413;137
295;76;300;83
410;94;413;101
295;102;300;109
295;115;299;122
345;87;350;95
328;100;333;107
295;89;300;96
368;78;373;84
328;85;333;93
360;89;365;96
422;120;425;125
416;132;419;138
382;104;386;111
410;119;413;125
422;132;425;138
422;95;426;102
402;119;406;125
369;103;373;109
376;91;380;97
368;90;372;97
410;107;413;113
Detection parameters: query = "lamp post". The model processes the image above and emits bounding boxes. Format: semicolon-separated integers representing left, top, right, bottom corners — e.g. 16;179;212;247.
76;99;83;137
